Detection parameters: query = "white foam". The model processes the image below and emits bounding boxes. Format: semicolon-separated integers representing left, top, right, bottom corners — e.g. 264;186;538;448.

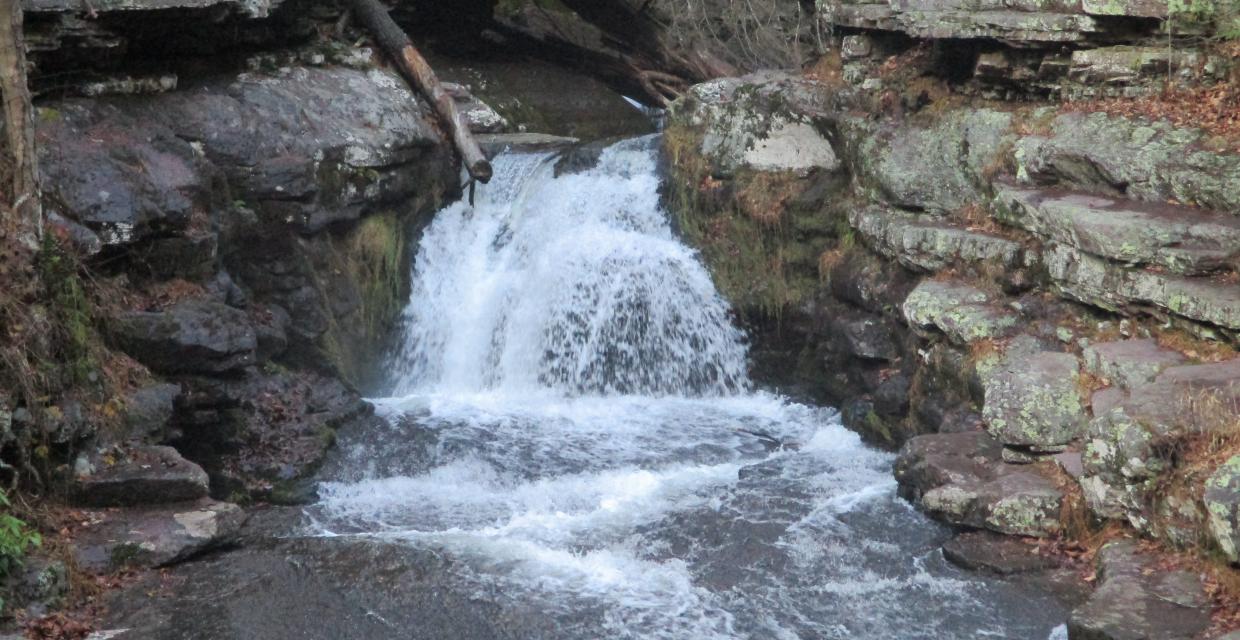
387;136;748;398
312;138;1069;639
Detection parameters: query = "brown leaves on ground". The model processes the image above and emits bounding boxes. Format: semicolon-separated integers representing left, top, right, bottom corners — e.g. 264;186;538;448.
23;612;94;640
1069;82;1240;150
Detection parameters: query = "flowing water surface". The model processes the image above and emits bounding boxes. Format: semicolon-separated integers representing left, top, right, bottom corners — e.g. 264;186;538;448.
307;137;1068;639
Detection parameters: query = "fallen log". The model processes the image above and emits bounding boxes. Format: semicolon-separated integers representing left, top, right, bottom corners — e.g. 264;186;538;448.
348;0;492;184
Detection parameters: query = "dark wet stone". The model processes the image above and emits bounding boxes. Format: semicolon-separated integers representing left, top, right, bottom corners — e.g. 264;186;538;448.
174;368;370;498
120;382;181;442
73;498;246;572
253;304;291;363
827;309;899;361
134;232;219;280
111;299;257;374
206;270;248;309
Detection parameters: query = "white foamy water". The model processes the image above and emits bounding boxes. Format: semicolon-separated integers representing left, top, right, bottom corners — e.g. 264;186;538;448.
310;137;1066;639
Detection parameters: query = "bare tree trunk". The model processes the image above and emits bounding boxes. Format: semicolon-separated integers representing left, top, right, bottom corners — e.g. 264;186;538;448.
0;0;41;249
348;0;492;184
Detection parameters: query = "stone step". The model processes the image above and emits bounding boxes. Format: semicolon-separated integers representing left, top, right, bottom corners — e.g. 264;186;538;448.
1081;338;1187;390
1046;244;1240;332
72;445;209;508
901;279;1021;345
1068;540;1211;640
73;498;245;572
941;531;1065;575
850;207;1026;273
995;184;1240;276
110;299;258;375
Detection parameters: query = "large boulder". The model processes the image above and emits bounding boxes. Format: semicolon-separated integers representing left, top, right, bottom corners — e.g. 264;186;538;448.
111;299;257;375
37;66;455;243
73;498;246;572
36;101;218;247
895;431;1065;537
978;337;1086;447
673;73;841;175
1068;540;1211;640
842;108;1013;214
72;445;209;507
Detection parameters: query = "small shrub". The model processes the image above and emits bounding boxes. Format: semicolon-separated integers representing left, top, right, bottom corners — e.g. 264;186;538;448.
0;489;40;578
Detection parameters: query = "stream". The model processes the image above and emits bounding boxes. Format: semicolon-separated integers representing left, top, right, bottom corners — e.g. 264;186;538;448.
107;136;1069;639
307;137;1068;639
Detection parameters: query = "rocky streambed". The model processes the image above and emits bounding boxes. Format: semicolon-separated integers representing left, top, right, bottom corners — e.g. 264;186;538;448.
3;0;1239;638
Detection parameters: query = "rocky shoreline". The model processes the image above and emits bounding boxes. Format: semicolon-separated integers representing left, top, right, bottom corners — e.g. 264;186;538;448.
1;0;1237;637
661;25;1240;640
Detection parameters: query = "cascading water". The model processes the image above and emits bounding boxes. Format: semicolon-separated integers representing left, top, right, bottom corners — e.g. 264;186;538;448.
309;136;1069;639
387;137;747;397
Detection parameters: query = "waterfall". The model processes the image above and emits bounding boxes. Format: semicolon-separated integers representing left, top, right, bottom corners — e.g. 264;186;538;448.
311;136;1070;640
387;135;749;398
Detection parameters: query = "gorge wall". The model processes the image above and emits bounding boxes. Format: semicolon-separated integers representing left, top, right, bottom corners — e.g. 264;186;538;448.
2;0;1239;635
660;3;1240;636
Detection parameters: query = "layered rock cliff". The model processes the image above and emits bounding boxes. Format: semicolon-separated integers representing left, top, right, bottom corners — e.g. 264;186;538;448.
661;3;1239;637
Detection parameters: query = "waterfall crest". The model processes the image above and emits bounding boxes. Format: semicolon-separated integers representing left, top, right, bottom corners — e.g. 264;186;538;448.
387;136;749;398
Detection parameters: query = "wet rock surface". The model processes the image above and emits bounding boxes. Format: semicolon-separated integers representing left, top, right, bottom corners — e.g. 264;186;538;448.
72;498;247;572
